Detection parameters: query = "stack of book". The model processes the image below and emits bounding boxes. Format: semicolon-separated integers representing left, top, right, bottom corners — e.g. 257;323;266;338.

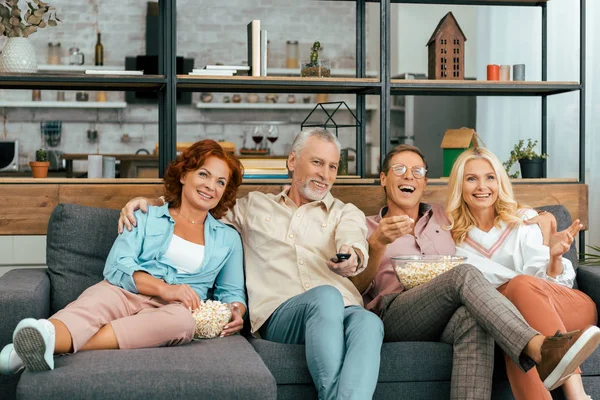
247;20;268;77
188;65;250;76
240;157;288;179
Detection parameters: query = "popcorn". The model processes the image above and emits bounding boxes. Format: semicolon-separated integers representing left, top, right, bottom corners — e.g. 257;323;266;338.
191;300;232;339
392;256;466;289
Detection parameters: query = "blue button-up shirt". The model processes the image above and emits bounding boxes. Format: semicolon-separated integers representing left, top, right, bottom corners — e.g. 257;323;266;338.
104;204;246;307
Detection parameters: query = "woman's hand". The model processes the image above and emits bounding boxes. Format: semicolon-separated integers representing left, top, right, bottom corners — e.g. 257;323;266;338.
549;219;582;258
159;284;201;311
221;303;245;337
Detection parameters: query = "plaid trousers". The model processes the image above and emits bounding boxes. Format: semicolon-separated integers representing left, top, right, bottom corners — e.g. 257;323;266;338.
380;264;539;400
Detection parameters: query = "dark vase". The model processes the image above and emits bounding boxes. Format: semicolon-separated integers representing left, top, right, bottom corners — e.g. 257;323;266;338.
519;158;545;178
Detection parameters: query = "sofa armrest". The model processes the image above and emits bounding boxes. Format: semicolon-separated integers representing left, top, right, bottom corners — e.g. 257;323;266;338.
577;266;600;325
0;268;51;347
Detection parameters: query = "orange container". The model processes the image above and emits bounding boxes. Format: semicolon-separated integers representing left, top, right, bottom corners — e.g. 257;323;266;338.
487;64;500;81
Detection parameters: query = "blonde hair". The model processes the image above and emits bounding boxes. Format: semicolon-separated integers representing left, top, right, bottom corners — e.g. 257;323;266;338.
446;147;523;244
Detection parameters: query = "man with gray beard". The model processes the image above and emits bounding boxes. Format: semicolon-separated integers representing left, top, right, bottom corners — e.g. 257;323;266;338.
118;128;384;400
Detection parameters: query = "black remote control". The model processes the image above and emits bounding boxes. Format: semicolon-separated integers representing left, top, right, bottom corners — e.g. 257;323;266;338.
335;253;351;262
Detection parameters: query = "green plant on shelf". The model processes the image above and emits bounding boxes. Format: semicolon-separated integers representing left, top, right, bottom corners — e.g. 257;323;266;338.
502;139;549;179
0;0;61;38
35;148;47;162
309;41;322;66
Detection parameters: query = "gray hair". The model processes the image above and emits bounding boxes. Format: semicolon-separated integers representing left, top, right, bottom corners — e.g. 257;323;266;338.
290;128;341;156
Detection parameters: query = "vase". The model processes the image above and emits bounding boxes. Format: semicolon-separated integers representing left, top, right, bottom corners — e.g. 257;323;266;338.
0;37;38;73
519;158;545;179
29;161;50;178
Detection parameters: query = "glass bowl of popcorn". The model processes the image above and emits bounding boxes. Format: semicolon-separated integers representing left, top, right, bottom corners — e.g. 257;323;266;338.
391;255;467;290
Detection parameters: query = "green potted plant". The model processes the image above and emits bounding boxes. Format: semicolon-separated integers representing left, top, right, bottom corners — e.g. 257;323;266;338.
0;0;61;73
300;41;331;78
579;245;600;266
29;148;50;178
502;139;549;179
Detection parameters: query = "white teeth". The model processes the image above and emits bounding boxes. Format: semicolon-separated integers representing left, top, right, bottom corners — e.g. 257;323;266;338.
473;193;490;198
198;191;212;199
312;181;326;189
399;185;415;193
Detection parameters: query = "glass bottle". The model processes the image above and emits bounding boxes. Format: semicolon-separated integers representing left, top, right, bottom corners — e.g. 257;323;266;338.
95;32;104;66
47;42;61;65
286;40;299;69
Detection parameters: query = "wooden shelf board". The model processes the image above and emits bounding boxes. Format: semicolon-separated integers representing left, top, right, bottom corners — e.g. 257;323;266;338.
0;73;166;91
377;0;546;5
195;102;377;110
37;65;125;72
0;101;127;109
390;80;580;96
177;76;381;94
268;67;378;77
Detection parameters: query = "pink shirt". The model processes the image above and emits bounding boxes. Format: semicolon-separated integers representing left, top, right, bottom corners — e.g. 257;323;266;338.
363;203;455;315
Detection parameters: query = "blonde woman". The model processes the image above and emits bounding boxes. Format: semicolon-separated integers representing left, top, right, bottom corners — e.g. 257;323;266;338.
446;147;600;400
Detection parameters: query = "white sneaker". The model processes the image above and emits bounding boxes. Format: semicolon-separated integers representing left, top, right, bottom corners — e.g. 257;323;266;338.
13;318;56;372
0;344;24;375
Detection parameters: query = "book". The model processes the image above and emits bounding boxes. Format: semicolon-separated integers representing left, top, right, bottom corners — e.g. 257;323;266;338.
189;70;235;76
192;68;237;74
247;20;261;77
240;157;287;170
85;70;143;75
243;174;289;180
260;29;267;77
243;168;288;175
204;65;250;71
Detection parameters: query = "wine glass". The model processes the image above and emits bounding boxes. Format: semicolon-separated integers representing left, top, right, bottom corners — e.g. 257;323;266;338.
266;125;279;154
251;126;264;150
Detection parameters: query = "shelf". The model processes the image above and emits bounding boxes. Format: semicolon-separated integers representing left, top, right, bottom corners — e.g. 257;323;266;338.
37;65;125;72
0;101;127;108
0;73;166;91
177;76;381;94
363;0;547;5
390;80;580;96
195;102;378;110
268;67;378;77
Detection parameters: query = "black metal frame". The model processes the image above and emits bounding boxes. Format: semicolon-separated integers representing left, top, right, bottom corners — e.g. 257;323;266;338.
158;0;176;178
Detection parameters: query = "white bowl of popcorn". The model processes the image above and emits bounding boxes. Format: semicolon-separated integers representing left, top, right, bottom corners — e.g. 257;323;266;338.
391;255;467;290
191;300;232;339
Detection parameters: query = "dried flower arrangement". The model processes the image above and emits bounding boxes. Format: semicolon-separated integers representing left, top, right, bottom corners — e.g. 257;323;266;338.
0;0;60;38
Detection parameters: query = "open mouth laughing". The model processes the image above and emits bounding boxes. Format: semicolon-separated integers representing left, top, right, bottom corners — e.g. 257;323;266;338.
398;185;415;194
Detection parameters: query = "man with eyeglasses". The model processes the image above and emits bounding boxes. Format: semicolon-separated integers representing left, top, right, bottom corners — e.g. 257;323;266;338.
350;144;584;399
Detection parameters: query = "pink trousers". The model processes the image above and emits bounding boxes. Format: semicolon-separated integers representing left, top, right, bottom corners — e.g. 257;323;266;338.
498;275;597;400
51;281;195;352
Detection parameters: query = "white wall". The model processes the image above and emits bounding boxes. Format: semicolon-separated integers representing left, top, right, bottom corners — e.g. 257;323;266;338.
392;4;478;77
0;236;46;277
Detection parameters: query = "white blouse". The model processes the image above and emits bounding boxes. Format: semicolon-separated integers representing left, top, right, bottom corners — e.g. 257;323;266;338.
455;209;575;288
162;234;205;275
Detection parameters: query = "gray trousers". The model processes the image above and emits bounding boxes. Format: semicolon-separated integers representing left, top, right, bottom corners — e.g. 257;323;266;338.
380;264;539;400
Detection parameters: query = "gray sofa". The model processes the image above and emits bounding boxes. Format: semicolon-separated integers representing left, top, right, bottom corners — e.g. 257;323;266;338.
1;203;599;399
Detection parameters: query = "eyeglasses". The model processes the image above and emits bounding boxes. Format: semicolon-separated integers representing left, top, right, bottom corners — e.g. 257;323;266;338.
390;163;427;179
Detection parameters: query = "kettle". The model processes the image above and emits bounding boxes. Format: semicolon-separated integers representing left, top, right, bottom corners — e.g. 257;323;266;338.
46;150;64;171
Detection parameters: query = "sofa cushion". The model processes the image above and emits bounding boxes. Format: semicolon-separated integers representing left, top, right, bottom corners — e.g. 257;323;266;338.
248;338;453;385
17;336;276;400
46;204;120;313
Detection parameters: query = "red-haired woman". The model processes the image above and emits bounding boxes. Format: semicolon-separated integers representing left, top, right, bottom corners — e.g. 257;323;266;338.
0;140;246;374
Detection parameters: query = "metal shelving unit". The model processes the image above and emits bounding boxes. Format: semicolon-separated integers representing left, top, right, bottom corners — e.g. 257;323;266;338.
0;0;585;211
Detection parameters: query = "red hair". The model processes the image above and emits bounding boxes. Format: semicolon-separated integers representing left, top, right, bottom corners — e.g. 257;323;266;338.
163;140;243;219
